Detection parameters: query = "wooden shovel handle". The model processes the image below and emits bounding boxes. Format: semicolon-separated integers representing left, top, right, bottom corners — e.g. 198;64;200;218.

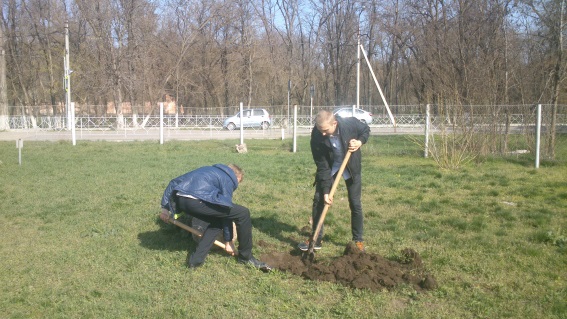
310;151;352;246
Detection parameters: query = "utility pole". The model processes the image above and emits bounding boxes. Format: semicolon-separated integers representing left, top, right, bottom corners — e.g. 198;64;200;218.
356;26;360;110
356;4;364;110
64;21;75;144
0;24;8;130
65;21;71;130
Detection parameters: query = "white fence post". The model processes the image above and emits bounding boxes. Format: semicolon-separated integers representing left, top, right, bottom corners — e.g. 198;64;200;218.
293;104;297;153
424;104;430;158
16;139;23;165
535;104;541;168
160;102;164;145
239;102;244;145
71;102;76;146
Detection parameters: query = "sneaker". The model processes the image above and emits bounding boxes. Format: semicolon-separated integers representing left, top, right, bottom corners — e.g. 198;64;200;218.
355;241;365;252
298;240;322;252
238;256;272;272
186;254;203;269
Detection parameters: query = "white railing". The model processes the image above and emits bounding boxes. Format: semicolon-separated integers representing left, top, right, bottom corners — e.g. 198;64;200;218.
8;113;564;131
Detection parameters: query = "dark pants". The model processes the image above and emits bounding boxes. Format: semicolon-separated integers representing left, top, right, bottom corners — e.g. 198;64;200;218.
312;173;364;242
176;197;253;265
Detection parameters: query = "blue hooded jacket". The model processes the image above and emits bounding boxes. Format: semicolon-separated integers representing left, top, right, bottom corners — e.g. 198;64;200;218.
160;164;238;212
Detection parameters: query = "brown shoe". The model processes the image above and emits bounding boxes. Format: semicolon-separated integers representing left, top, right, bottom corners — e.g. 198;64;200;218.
355;241;365;252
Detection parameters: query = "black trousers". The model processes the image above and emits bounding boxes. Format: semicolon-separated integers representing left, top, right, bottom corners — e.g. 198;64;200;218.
312;173;364;242
176;197;253;265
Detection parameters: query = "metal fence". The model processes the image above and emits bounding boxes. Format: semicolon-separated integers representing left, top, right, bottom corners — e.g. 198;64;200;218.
9;113;563;130
5;103;566;127
3;104;566;160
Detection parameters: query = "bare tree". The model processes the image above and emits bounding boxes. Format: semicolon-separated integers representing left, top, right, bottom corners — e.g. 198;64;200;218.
315;0;359;105
518;0;566;159
23;0;66;115
0;0;565;141
2;0;60;126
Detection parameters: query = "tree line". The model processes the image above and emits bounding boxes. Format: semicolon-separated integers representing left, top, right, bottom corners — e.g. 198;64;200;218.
0;0;565;119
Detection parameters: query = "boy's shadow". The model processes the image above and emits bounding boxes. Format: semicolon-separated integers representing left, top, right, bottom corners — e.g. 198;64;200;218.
251;214;311;248
137;217;196;252
251;213;344;249
139;214;340;253
138;216;228;257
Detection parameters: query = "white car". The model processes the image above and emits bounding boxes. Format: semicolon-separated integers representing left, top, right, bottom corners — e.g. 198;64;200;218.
223;108;272;130
334;108;373;124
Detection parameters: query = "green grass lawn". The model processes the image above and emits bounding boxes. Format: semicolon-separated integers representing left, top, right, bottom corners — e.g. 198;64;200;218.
1;135;566;318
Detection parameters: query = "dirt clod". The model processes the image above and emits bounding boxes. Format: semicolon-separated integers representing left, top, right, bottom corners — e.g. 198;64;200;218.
260;244;437;292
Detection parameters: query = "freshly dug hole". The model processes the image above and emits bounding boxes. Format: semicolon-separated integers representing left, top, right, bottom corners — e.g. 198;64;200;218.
260;242;437;292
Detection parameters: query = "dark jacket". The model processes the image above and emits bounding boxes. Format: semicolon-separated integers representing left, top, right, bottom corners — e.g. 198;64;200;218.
160;164;238;212
310;116;370;194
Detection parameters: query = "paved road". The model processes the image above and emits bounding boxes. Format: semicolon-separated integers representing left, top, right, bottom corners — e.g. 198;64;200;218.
0;128;308;142
0;126;414;142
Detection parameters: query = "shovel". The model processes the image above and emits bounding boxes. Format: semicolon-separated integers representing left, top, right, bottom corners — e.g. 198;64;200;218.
303;151;352;262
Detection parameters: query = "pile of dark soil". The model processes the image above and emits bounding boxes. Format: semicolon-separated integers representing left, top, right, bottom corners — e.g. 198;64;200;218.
260;242;437;292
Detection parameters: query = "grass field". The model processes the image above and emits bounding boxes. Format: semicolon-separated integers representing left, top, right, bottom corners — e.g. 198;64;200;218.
1;135;566;318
